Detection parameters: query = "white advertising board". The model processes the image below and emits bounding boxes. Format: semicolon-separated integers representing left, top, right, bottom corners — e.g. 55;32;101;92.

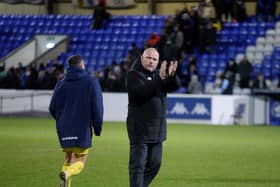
0;90;266;125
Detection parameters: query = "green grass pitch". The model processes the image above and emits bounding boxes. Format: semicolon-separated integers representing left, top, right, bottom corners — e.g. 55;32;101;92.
0;117;280;187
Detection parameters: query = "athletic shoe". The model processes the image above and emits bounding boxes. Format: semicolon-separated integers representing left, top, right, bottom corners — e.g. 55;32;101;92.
59;171;68;187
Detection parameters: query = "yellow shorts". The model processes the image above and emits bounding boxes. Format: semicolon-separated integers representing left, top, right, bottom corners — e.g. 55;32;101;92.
62;147;89;155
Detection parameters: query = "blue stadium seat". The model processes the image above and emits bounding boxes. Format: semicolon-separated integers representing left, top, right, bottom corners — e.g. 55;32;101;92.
262;69;271;79
199;67;208;75
206;74;215;82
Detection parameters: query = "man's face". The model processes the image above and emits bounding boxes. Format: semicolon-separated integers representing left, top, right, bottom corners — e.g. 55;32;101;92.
141;49;159;72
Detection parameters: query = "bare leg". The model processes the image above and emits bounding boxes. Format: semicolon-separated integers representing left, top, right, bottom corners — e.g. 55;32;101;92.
60;151;73;187
60;151;89;187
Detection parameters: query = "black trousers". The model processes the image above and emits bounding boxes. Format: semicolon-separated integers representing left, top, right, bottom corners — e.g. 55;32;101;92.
129;143;162;187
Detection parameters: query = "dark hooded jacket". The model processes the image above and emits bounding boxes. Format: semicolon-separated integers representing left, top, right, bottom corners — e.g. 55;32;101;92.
126;59;180;144
49;66;103;148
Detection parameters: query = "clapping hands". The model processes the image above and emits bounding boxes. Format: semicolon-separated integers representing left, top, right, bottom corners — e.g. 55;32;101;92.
159;60;178;80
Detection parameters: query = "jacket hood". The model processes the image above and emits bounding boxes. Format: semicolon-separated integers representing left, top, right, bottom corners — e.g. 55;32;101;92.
65;66;88;81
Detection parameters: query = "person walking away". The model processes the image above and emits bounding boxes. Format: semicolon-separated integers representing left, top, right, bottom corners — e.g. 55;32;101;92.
49;55;103;187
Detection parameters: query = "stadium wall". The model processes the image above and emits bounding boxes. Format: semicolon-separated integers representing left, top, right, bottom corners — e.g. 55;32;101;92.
0;1;280;15
2;40;36;70
0;90;267;125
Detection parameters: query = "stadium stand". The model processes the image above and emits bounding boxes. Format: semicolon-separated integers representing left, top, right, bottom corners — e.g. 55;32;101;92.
182;18;279;92
0;14;166;68
0;13;279;92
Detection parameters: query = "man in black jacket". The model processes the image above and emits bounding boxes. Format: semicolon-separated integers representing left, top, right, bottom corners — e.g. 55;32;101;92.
91;0;111;29
126;48;180;187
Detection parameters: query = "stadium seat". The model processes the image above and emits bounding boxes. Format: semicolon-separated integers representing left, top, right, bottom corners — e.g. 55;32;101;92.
246;46;256;53
255;44;265;53
266;29;275;38
235;53;245;63
275;22;280;29
265;37;274;45
274;37;280;46
275;28;280;37
254;53;264;63
256;37;266;45
263;44;274;55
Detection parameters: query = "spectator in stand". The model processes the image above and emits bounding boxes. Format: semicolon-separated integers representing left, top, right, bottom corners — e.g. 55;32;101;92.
175;7;192;30
0;65;7;88
19;67;28;89
38;63;45;78
40;67;57;90
147;32;161;47
188;74;203;94
224;0;234;21
181;18;194;53
107;63;124;92
221;71;235;94
37;63;46;88
170;24;184;59
98;62;126;92
27;66;38;89
128;43;141;63
213;70;223;89
189;6;200;49
91;0;111;29
186;63;199;87
157;30;168;61
52;62;64;83
188;54;197;68
98;66;110;91
174;7;195;54
6;67;19;89
198;22;217;53
212;0;233;21
232;0;247;22
212;0;224;21
0;60;67;90
256;0;276;21
174;8;184;27
163;16;175;35
224;58;237;79
199;0;216;24
160;32;177;61
118;61;130;92
252;72;267;89
237;56;252;89
105;68;118;91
